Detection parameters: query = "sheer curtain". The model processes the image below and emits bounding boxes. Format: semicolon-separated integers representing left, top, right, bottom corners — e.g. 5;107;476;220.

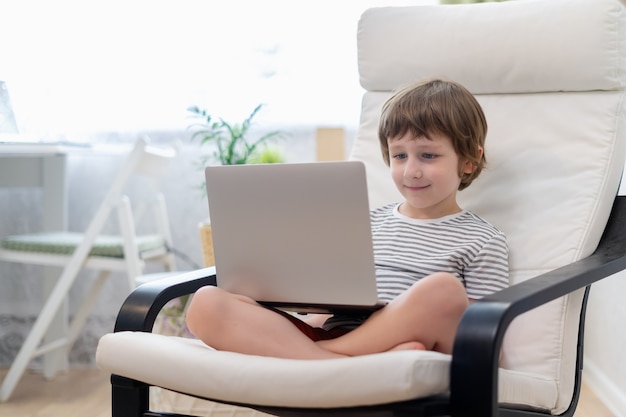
0;0;436;141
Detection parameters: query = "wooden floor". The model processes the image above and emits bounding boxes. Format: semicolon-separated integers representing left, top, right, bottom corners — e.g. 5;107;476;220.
0;368;617;417
0;369;110;417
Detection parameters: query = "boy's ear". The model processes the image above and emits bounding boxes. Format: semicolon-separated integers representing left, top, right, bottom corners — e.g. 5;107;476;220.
462;146;483;174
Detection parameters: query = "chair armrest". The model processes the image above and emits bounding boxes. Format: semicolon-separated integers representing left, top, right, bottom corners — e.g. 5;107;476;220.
450;197;626;417
114;267;217;332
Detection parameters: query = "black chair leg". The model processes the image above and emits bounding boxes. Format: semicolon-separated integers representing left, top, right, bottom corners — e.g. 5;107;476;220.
111;375;149;417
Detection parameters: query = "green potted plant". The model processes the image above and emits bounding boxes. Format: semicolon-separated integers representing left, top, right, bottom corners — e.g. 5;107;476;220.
187;103;286;165
186;103;288;266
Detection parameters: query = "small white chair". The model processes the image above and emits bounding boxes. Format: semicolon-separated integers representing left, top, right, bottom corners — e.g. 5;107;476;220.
0;138;178;402
97;0;626;416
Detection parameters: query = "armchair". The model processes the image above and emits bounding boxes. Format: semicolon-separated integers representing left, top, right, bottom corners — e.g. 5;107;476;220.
96;0;626;416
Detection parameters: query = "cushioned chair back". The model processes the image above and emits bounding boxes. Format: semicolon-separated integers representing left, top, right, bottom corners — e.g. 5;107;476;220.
351;0;626;413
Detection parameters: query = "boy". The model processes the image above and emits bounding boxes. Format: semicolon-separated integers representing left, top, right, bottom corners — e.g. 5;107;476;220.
186;78;509;359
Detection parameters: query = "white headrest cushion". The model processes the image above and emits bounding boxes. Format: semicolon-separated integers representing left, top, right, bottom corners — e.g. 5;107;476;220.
358;0;626;94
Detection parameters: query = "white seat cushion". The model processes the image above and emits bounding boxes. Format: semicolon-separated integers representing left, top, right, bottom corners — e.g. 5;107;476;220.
97;331;451;408
97;331;559;411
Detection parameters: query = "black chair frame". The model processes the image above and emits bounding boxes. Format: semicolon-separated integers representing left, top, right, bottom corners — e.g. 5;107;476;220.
109;195;626;417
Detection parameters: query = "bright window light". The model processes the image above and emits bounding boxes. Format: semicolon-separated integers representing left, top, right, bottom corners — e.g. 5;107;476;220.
0;0;436;140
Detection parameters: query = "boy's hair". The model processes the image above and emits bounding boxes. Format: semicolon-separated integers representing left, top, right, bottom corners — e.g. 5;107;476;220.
378;78;487;190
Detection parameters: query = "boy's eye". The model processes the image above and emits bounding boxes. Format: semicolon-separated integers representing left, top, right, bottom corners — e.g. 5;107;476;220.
422;153;437;160
393;153;408;160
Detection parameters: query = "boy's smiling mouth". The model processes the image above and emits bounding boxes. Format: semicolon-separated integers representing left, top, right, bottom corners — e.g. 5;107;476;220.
404;184;430;191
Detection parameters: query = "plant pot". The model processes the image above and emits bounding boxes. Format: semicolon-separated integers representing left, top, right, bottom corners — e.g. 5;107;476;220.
198;221;215;267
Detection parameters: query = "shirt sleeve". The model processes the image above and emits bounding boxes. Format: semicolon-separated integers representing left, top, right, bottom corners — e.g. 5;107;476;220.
463;231;510;299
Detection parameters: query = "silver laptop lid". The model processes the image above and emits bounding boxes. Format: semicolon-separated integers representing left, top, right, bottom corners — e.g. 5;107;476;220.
205;161;380;312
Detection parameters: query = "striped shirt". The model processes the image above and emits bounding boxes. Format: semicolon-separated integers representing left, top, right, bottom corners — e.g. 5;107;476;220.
372;203;509;302
323;203;509;330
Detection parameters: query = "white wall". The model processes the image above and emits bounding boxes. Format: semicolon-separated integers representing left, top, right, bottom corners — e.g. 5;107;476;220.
584;270;626;417
582;169;626;417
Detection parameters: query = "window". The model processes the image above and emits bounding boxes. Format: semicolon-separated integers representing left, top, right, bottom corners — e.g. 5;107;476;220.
0;0;436;140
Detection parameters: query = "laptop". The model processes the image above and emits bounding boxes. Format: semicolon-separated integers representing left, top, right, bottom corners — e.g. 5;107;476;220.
205;161;386;314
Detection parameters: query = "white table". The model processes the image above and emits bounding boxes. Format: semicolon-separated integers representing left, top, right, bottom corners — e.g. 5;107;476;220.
0;142;84;378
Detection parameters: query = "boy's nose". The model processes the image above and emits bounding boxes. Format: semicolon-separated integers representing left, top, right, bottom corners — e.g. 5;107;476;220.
405;160;423;179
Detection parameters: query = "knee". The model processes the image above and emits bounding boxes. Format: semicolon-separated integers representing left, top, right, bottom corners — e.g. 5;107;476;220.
429;272;467;295
185;285;226;336
406;272;469;315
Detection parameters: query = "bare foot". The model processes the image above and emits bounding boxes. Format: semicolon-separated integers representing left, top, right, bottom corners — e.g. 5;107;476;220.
387;341;427;352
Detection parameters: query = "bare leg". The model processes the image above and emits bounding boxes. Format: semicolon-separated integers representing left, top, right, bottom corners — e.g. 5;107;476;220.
185;286;345;359
317;272;468;355
186;272;467;359
388;341;427;351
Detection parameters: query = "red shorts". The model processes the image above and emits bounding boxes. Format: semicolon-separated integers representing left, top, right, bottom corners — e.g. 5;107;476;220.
264;306;352;341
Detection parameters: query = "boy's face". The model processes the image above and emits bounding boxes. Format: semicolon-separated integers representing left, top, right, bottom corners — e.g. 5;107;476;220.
388;131;477;219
